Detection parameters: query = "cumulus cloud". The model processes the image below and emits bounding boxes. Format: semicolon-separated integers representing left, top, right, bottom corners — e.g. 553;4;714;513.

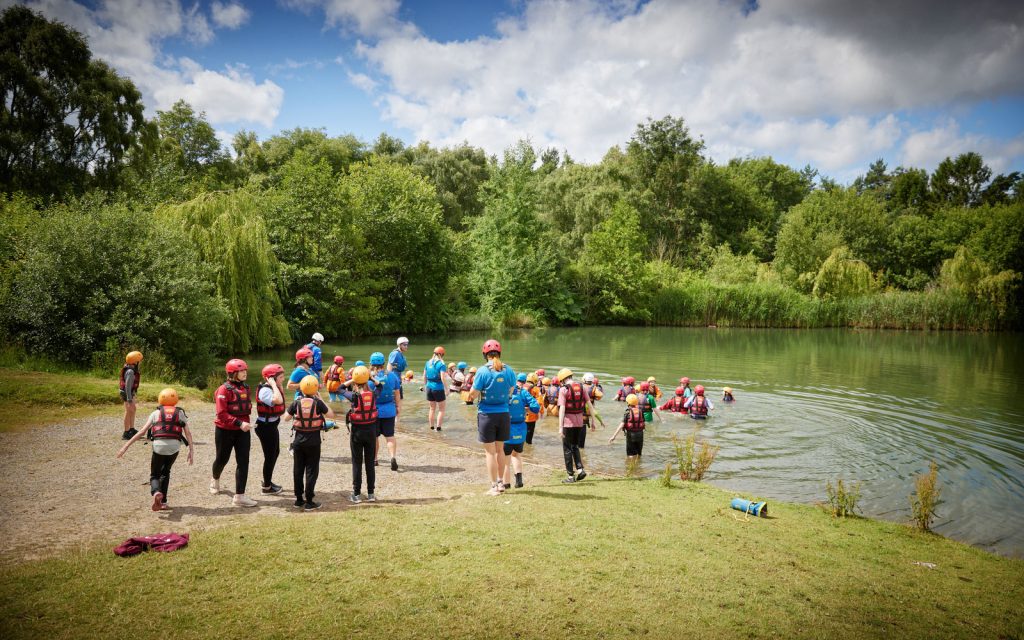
19;0;282;127
334;0;1023;175
901;120;1024;175
210;0;249;29
282;0;415;38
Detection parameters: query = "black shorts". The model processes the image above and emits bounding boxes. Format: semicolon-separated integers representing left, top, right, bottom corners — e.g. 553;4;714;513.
477;412;511;444
377;416;396;438
426;388;446;403
119;390;131;402
503;442;524;455
625;430;644;456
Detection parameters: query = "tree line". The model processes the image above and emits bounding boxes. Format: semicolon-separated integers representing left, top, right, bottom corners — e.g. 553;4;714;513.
1;6;1021;382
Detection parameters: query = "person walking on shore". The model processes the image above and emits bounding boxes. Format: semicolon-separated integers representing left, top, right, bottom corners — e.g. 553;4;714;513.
556;368;595;484
470;339;516;496
503;373;540;489
284;375;334;511
370;351;402;470
306;332;325;381
254;364;286;495
342;365;380;503
120;351;143;440
117;387;193;511
608;393;646;461
211;359;258;507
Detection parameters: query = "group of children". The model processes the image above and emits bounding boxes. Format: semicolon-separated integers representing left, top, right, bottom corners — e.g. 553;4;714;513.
116;337;736;510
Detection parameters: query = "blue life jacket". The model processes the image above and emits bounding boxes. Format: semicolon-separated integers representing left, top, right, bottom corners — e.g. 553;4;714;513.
425;358;444;382
506;420;527;445
375;373;396;405
479;363;514;408
509;388;527;423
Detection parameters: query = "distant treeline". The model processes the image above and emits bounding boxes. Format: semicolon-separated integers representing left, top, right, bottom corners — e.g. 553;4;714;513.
1;6;1021;382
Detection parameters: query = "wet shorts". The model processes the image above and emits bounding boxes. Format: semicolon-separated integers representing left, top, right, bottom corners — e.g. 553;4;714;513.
503;442;524;455
426;388;446;403
377;416;396;438
477;412;510;444
625;430;644;457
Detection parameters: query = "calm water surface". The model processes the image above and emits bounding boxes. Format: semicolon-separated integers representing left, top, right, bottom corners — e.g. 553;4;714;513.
251;327;1024;557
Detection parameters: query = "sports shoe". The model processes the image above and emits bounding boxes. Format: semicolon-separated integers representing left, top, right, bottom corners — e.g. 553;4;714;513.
561;475;576;484
515;477;524;488
151;492;164;512
367;494;377;502
261;483;283;495
232;494;257;507
430;426;435;431
486;484;502;496
390;458;398;471
503;483;512;490
294;497;304;508
436;426;442;432
209;478;220;494
350;493;362;504
303;501;322;511
575;470;588;482
121;430;132;441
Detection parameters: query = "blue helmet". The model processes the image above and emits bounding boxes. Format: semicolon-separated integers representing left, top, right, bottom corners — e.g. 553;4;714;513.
517;373;527;382
355;360;365;367
457;361;467;370
369;351;386;366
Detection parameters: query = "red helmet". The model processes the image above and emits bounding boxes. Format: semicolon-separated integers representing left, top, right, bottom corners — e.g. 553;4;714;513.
482;339;501;355
295;347;313;362
225;359;247;374
695;384;705;395
434;346;445;356
262;363;284;379
680;376;690;385
675;385;685;396
625;376;636;385
640;381;650;391
536;369;546;377
334;355;344;364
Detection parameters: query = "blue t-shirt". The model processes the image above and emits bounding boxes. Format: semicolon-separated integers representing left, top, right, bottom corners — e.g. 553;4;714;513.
306;343;323;377
372;371;402;419
472;362;517;414
388;349;407;373
424;358;446;391
289;366;312;400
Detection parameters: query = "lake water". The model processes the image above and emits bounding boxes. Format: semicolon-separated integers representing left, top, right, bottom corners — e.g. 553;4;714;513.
249;327;1024;557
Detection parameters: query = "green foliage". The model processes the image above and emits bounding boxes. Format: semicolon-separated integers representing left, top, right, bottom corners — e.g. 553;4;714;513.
931;152;991;207
658;461;674;487
411;143;490;229
575;200;650;323
812;246;877;300
910;462;941;532
157;191;289;354
155;100;228;174
673;429;719;482
707;244;759;285
0;5;145;199
825;478;863;518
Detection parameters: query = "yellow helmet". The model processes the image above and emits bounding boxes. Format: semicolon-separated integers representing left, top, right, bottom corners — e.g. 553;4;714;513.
300;375;320;396
647;376;656;382
404;370;414;381
626;393;639;406
542;377;552;385
351;365;370;385
526;372;539;384
469;367;477;374
723;386;733;393
158;388;178;406
125;351;143;365
557;368;573;382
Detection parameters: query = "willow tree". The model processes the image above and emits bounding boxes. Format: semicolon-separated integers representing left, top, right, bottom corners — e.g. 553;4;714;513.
157;191;290;353
812;246;877;300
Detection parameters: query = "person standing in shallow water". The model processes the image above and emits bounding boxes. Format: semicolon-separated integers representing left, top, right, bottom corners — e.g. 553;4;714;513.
471;339;516;496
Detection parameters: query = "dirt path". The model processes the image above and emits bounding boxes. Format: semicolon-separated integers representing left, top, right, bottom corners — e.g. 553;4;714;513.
0;403;553;563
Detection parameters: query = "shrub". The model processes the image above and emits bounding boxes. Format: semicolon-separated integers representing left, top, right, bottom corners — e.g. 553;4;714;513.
674;428;719;482
824;478;862;518
625;456;641;478
910;462;941;532
658;461;674;487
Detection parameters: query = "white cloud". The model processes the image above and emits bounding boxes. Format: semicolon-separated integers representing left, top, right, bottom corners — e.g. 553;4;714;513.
282;0;415;38
339;0;1024;177
210;1;249;29
901;120;1024;175
347;71;377;93
20;0;282;127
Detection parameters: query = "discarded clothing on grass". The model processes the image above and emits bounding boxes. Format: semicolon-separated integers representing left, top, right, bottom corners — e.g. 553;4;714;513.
114;533;190;557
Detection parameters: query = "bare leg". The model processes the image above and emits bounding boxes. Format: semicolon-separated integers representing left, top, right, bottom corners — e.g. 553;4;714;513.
435;401;446;429
386;436;397;459
123;401;137;432
482;442;499;489
427;402;437;429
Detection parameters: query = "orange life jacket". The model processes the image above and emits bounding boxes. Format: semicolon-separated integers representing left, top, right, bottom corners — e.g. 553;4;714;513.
623;406;645;431
152;406;185;439
294;396;325;432
349;389;378;425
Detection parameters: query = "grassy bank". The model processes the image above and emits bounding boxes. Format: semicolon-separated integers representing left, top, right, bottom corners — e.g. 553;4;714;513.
0;479;1020;639
0;368;204;431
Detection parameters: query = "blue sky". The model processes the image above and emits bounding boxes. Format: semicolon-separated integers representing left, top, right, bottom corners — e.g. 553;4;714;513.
13;0;1024;182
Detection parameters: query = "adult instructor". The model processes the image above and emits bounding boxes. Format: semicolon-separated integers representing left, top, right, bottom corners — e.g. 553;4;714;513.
306;332;325;381
470;339;516;496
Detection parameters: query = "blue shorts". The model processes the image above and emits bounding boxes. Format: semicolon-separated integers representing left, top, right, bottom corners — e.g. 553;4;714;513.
377;416;396;438
477;412;510;444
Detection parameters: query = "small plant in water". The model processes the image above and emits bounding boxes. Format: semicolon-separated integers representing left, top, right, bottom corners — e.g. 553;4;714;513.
658;461;674;487
825;478;862;518
911;462;941;531
673;428;720;482
625;456;641;478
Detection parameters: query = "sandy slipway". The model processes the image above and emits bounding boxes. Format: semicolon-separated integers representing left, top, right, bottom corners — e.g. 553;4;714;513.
0;403;557;563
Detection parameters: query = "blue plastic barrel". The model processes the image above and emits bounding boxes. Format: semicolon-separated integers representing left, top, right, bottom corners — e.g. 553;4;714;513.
730;497;768;517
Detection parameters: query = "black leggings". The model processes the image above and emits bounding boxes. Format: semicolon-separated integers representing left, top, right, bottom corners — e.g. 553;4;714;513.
526;420;537;444
150;451;178;499
292;437;321;502
350;424;377;495
212;428;250;494
255;421;280;487
562;427;583;475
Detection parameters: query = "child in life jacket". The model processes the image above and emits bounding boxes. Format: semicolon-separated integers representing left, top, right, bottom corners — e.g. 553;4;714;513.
523;372;544;445
450;361;467;395
608;393;645;460
659;386;689;413
678;376;694;399
637;382;663;425
722;387;735;402
284;375;335;511
117;388;193;512
615;376;636;402
503;373;542;489
120;350;143;440
684;385;714;419
646;376;662;400
580;372;605;449
544;377;560;416
340;365;381;503
325;355;346;403
461;367;477;405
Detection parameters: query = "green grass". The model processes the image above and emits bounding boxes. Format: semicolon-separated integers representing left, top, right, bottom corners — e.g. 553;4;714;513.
1;480;1020;639
0;368;204;431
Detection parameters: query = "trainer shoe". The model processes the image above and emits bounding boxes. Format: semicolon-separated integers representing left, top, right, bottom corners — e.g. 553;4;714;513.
209;478;220;494
436;426;442;432
367;494;377;502
575;470;588;482
294;497;304;508
561;475;576;484
232;494;258;507
486;484;502;496
261;483;283;495
121;431;132;441
350;493;362;504
503;483;512;490
430;426;435;431
515;477;524;488
303;501;322;511
391;458;398;471
151;492;164;512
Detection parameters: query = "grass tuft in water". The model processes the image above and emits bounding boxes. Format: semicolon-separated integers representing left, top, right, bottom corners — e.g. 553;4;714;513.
911;462;941;531
825;478;863;518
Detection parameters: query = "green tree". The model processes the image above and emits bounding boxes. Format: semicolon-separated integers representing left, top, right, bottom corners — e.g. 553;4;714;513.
261;128;364;176
812;246;877;299
411;143;490;230
574;200;650;322
931;152;991;207
888;167;930;212
0;5;145;198
155;100;228;174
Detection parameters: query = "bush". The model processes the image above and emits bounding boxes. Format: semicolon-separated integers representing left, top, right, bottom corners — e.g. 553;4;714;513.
911;462;941;532
674;428;719;482
824;478;862;518
89;338;179;385
658;461;674;487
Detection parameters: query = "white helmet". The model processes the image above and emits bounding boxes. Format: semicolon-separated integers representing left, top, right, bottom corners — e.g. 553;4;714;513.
583;372;595;383
397;336;409;346
311;332;324;342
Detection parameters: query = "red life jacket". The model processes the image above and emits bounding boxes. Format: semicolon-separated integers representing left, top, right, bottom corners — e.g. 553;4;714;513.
668;397;686;413
222;382;252;417
638;393;651;412
615;385;631;401
464;373;475;388
349;389;378;425
326;365;342;382
119;364;140;392
152;406;185;439
690;396;709;417
562;382;586;414
293;396;325;432
624;406;645;431
256;382;286;419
